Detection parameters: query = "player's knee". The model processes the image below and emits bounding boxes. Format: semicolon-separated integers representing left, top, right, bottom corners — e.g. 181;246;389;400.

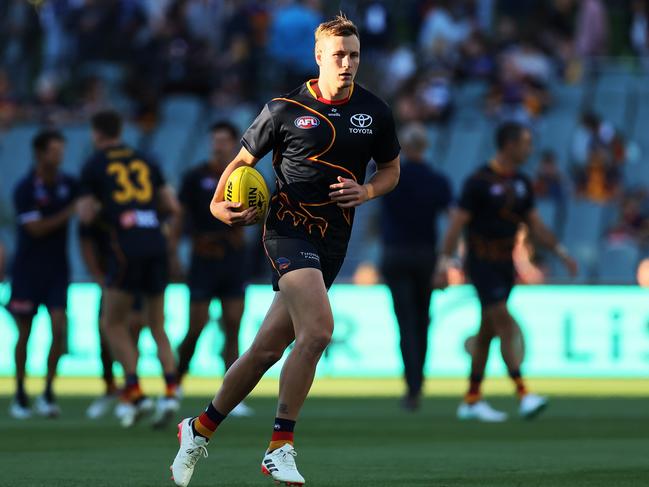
295;330;332;357
476;330;493;344
250;345;285;369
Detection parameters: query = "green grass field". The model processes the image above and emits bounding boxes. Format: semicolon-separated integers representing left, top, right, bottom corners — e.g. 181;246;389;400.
1;379;648;487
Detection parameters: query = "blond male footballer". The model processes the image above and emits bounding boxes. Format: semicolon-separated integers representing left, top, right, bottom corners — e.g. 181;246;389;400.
170;15;401;486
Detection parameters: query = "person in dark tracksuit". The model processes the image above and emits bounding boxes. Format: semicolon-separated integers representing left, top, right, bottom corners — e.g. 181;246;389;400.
8;130;78;419
380;122;452;411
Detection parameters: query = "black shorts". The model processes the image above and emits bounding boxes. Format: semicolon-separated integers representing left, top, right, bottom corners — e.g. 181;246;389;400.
466;257;515;307
263;237;344;291
9;270;68;316
105;252;168;296
188;254;246;302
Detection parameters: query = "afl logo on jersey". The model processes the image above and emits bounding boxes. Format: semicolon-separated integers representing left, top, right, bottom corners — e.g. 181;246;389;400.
294;116;320;129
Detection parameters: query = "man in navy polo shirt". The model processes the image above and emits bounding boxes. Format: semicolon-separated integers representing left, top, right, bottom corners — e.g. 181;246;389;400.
380;122;452;411
9;129;78;419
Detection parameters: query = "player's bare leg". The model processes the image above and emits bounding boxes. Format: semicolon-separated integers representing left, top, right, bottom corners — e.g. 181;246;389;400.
35;308;66;417
103;290;138;374
145;293;182;428
259;268;332;485
176;301;210;382
488;303;547;418
213;294;294;413
457;310;507;422
275;269;332;422
171;294;294;486
11;314;33;418
103;289;152;426
128;309;146;347
144;294;176;374
487;303;523;372
470;312;496;392
88;307;142;419
220;297;245;370
219;297;254;417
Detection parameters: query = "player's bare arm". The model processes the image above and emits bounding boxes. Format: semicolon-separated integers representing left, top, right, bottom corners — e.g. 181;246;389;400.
209;146;259;226
435;208;472;288
77;195;101;225
157;184;182;246
329;156;400;208
79;236;106;286
23;201;77;238
527;209;578;276
158;184;183;279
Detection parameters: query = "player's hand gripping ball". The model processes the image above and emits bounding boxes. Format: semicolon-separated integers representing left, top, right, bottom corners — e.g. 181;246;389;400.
224;166;270;224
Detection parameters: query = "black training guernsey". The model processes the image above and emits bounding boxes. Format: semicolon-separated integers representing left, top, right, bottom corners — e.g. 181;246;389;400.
80;145;167;258
459;164;535;262
242;80;400;257
179;162;245;258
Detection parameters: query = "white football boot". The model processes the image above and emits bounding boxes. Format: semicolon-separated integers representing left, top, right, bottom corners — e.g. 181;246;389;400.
519;393;548;419
261;444;305;486
35;395;61;418
115;396;154;428
230;401;254;418
457;400;508;422
9;399;31;420
86;393;119;419
171;418;208;487
152;395;181;429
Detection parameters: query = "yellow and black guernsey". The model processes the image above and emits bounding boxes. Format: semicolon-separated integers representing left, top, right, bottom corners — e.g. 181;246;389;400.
80;144;167;258
242;79;400;257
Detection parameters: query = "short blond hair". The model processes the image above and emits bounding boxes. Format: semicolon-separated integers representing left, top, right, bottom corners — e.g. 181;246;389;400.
315;14;359;44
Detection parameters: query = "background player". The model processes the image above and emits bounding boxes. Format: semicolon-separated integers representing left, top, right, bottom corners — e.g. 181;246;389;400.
379;122;452;412
78;110;181;428
170;14;400;487
174;121;253;417
8;129;78;419
436;121;578;422
80;216;146;419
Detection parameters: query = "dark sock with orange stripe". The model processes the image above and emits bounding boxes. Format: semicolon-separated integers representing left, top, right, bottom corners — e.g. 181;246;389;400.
192;402;226;440
268;417;295;453
123;374;142;402
464;373;483;404
509;369;528;399
164;373;178;398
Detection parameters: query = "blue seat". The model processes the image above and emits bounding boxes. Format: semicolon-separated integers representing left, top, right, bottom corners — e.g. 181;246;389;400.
559;199;607;281
161;95;203;126
596;241;640;284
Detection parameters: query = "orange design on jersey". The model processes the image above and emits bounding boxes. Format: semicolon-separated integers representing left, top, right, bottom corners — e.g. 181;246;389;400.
274;192;329;238
271;97;356;182
270;97;357;236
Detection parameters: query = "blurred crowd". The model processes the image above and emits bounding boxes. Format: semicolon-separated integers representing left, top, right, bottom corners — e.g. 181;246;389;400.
1;0;648;129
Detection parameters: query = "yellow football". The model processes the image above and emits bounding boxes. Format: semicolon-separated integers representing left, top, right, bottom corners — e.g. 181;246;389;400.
224;166;270;224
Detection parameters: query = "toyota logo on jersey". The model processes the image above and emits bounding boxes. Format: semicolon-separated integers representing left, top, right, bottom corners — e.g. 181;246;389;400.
350;113;373;128
294;115;320;129
349;113;374;134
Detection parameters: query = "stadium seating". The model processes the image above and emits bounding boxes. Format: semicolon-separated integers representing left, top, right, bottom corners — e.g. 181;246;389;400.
560;199;607;282
596;240;640;284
